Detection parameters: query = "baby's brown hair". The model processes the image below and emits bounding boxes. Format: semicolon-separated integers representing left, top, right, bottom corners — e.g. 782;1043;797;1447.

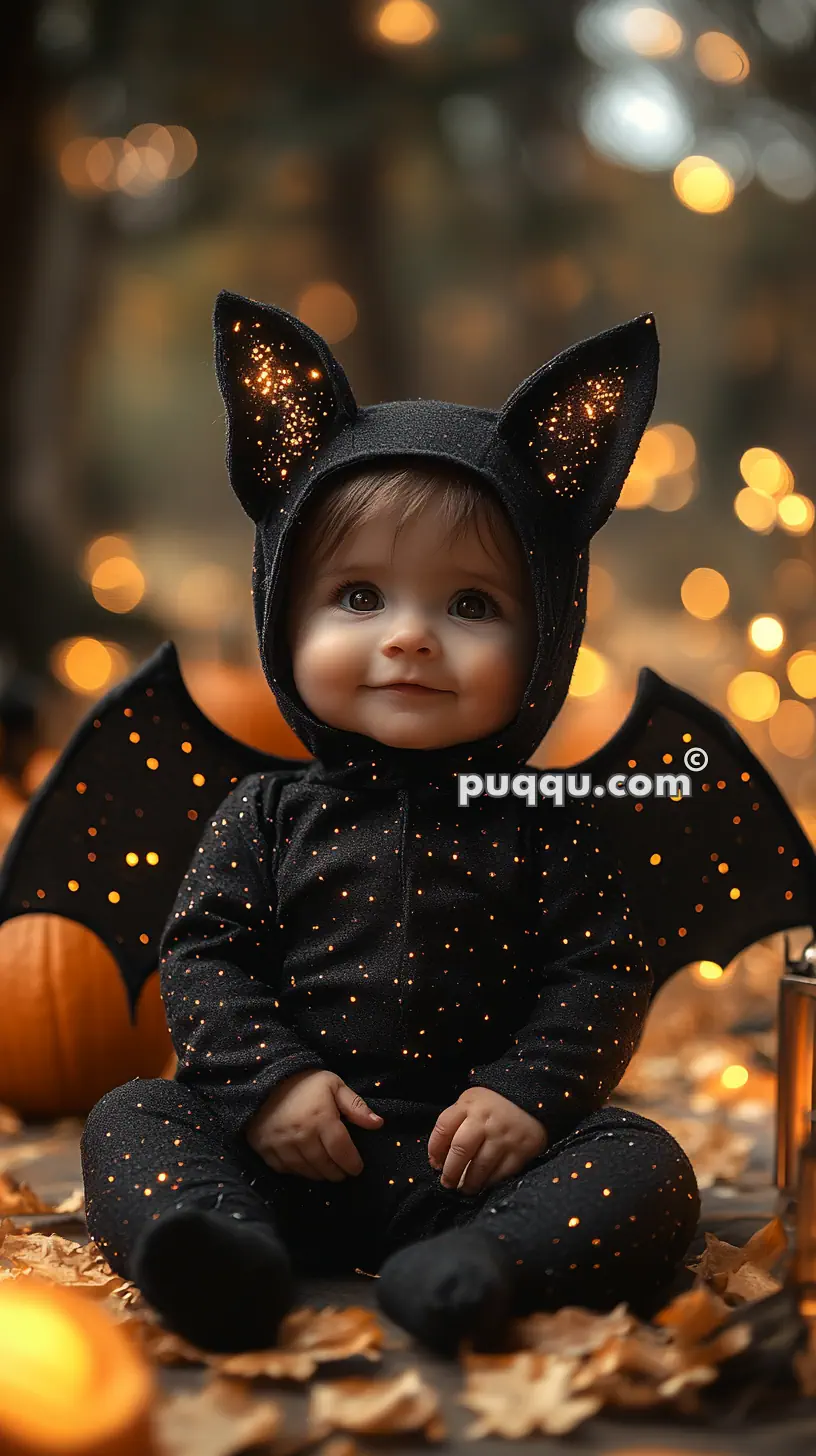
288;457;521;576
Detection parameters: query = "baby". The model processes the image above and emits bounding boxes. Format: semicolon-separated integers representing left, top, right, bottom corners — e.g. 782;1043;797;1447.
80;293;700;1358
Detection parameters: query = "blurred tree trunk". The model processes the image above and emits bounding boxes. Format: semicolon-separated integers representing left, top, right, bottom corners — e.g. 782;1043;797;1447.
0;5;115;682
0;8;52;674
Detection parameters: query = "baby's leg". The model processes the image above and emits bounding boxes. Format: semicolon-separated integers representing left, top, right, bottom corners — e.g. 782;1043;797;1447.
376;1105;699;1353
81;1077;294;1350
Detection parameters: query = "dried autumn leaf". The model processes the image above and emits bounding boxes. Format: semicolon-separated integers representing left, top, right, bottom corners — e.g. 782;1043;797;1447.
1;1230;124;1297
54;1187;85;1215
105;1280;147;1318
308;1368;445;1442
688;1218;787;1306
214;1347;318;1382
459;1351;601;1438
0;1172;52;1215
573;1337;690;1411
279;1305;387;1362
689;1232;747;1282
125;1315;209;1366
654;1285;731;1344
741;1217;787;1271
213;1305;388;1382
511;1302;634;1356
153;1376;282;1456
722;1263;781;1304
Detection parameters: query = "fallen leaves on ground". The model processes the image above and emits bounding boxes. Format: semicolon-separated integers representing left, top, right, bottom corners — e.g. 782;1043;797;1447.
687;1215;787;1303
459;1352;603;1437
213;1306;392;1379
0;1169;85;1217
0;1201;802;1444
153;1377;283;1456
457;1283;750;1435
0;1171;53;1214
0;1228;125;1298
308;1367;446;1442
127;1304;391;1379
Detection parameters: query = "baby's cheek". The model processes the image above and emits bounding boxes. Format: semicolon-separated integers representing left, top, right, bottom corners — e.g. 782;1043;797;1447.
294;622;363;701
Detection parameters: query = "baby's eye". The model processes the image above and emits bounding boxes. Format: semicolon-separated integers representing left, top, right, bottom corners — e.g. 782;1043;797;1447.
334;582;383;613
452;591;500;621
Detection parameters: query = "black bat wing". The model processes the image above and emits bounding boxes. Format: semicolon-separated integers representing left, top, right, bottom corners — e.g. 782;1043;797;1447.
564;667;816;994
0;641;310;1016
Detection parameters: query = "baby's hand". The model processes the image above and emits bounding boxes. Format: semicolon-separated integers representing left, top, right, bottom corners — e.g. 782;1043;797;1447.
428;1087;547;1194
245;1069;384;1181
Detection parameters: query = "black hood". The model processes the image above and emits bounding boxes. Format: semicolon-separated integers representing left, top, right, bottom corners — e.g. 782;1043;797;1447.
214;291;659;787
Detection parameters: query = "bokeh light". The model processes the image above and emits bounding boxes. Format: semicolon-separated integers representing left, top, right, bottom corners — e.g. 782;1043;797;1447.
726;670;780;722
57;124;196;198
739;447;794;497
787;650;816;699
81;536;136;580
690;960;727;984
672;156;735;213
694;31;750;84
568;645;609;697
374;0;439;45
49;639;131;696
581;66;693;171
769;699;815;757
734;487;776;533
748;615;784;654
777;494;815;534
90;557;146;614
622;7;684;59
587;564;617;621
721;1064;749;1090
295;282;358;342
651;473;695;511
681;568;730;620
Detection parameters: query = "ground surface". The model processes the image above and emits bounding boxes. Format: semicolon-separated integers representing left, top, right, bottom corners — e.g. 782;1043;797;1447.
4;1111;816;1455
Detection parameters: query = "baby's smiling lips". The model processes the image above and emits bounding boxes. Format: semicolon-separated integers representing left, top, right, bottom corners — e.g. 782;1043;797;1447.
372;681;448;695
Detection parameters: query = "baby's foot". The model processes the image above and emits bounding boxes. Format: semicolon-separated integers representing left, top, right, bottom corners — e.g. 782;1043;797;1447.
132;1206;296;1352
375;1227;515;1357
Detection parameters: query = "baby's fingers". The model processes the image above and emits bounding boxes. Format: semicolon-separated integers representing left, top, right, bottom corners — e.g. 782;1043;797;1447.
321;1118;365;1178
288;1139;348;1181
457;1144;510;1194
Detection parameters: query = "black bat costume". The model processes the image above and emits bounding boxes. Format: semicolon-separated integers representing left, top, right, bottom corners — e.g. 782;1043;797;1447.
3;292;816;1357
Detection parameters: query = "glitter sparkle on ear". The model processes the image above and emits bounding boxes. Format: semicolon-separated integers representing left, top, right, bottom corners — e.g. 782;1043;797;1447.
237;326;332;488
530;370;626;502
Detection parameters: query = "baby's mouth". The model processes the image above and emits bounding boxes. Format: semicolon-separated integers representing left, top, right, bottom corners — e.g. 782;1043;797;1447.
372;682;448;695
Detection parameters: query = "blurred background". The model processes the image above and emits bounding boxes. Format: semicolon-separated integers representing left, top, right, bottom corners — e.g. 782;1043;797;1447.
0;0;815;1148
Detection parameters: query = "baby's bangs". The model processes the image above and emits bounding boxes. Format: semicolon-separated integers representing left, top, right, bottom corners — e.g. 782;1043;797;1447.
298;459;511;567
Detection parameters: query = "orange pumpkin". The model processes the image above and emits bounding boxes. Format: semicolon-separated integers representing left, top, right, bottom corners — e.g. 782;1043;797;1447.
181;657;312;758
0;653;300;1120
0;914;173;1119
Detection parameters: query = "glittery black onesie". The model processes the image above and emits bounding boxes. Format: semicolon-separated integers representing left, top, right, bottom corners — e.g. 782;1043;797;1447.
80;292;700;1334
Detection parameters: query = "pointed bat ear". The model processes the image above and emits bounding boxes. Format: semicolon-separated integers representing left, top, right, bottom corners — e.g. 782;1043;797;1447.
213;290;358;522
496;314;659;544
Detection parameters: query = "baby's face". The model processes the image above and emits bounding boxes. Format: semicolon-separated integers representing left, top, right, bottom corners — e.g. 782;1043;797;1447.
286;492;537;750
